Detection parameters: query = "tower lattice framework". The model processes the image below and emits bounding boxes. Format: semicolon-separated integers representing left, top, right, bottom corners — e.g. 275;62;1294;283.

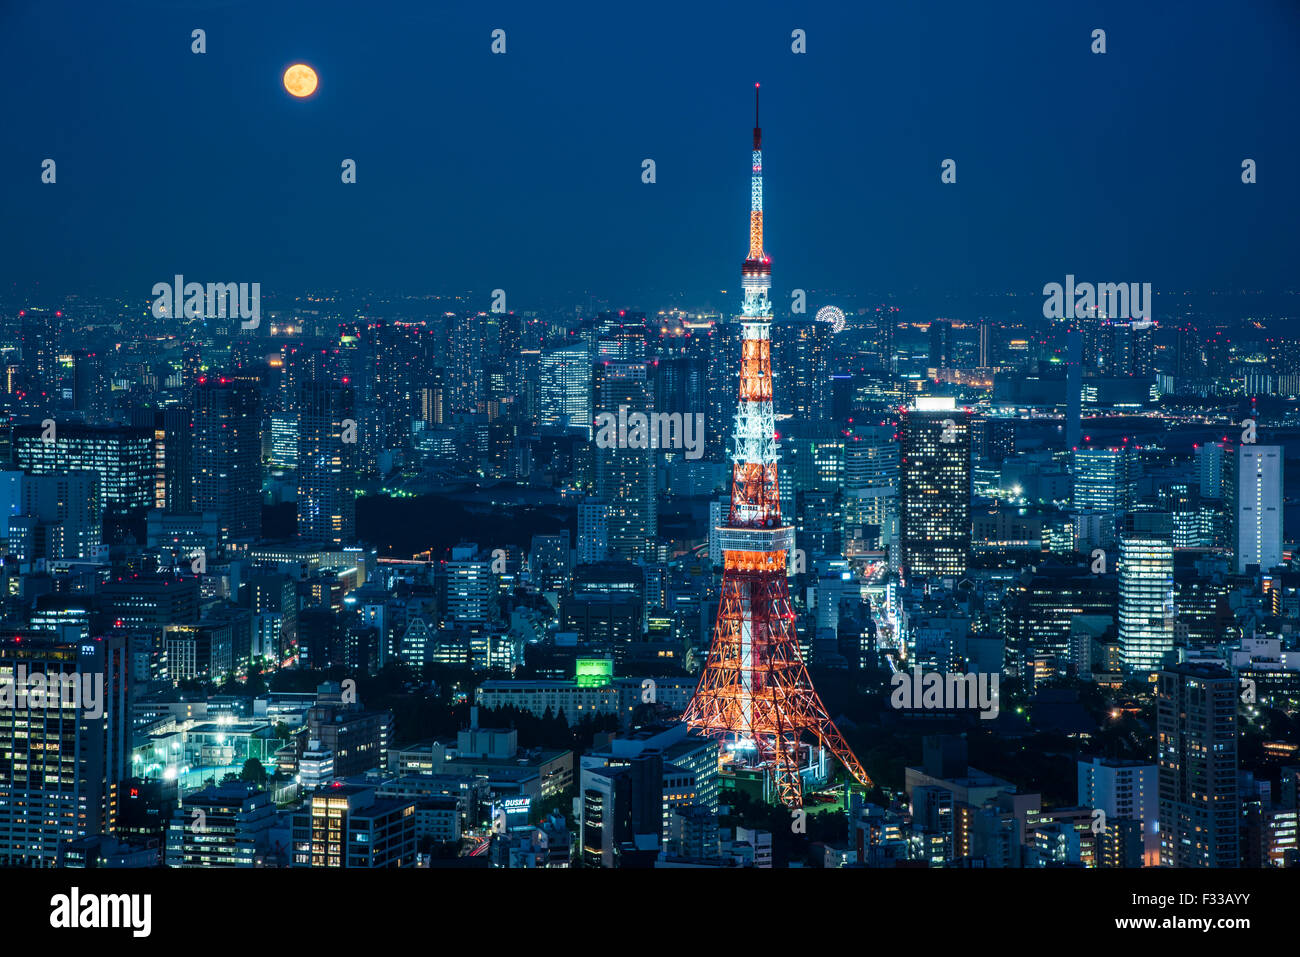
682;85;872;808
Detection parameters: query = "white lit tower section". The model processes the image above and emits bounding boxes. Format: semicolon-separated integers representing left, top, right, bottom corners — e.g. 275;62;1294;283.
732;83;778;527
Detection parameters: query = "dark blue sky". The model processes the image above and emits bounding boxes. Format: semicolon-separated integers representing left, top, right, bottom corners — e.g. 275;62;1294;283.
3;0;1298;312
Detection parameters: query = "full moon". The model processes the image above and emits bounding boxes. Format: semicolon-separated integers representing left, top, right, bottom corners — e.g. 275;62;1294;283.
283;64;318;98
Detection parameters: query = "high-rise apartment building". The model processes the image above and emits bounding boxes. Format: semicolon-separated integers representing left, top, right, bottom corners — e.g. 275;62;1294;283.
297;381;356;547
1077;757;1158;866
771;320;832;423
1157;662;1239;868
577;500;609;565
595;362;656;561
193;376;262;541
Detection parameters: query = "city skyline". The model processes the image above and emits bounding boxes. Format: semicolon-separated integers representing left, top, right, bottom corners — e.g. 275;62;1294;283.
0;0;1298;906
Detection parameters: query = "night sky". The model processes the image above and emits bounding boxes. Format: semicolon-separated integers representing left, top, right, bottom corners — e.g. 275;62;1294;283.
3;0;1298;311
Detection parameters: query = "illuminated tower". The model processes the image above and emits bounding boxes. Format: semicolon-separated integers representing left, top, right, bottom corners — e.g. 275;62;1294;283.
683;86;872;807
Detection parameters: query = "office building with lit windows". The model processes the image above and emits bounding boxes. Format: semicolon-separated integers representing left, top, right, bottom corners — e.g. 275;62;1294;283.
1072;445;1135;547
269;412;298;469
899;397;970;579
577;500;609;564
0;635;129;867
537;344;593;435
165;783;276;867
1236;444;1282;573
844;425;899;542
291;784;417;868
445;544;493;623
1118;510;1175;674
13;421;155;513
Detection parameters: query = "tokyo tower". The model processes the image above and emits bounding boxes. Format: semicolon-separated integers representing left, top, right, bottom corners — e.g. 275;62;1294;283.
682;85;873;808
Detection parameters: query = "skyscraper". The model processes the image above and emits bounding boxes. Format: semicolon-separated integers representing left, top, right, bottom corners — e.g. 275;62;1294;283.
297;381;357;547
443;312;488;416
0;635;129;867
705;322;742;457
594;362;657;561
1157;662;1239;868
1236;444;1282;574
193;375;262;542
537;344;592;435
1072;446;1135;510
899;397;971;580
131;407;194;512
577;500;609;565
529;532;570;593
771;320;831;423
1118;510;1175;674
14;422;155;514
783;430;845;559
928;319;952;371
843;424;899;548
1197;441;1226;500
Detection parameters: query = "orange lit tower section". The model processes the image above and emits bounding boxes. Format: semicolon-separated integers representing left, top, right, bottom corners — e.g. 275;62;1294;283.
682;86;872;807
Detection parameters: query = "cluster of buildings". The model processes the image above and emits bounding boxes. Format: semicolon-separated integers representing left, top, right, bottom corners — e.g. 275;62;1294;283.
0;218;1297;869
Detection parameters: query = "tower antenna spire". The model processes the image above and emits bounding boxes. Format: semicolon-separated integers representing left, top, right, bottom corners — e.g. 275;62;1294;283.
753;82;761;150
